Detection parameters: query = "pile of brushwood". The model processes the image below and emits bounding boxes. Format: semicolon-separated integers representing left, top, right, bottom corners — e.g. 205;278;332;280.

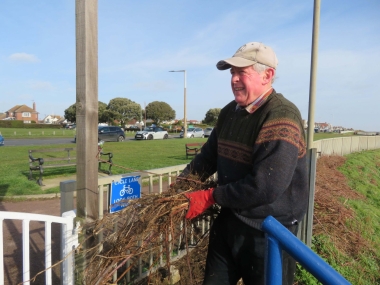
81;175;218;285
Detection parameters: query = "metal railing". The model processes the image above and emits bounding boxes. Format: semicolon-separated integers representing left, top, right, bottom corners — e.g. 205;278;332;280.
262;216;351;285
0;210;78;285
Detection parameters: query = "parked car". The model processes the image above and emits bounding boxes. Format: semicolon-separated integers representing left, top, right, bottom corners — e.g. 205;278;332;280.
74;126;125;142
204;127;214;137
180;127;204;138
0;134;4;146
99;126;125;142
125;126;140;131
135;126;169;140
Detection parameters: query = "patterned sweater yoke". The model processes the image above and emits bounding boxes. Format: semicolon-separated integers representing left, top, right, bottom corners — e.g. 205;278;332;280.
185;89;309;229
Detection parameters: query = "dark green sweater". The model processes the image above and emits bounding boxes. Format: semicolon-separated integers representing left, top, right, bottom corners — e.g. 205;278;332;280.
183;89;308;229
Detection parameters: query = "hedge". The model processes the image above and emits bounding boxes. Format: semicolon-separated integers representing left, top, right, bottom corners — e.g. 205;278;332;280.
0;120;61;129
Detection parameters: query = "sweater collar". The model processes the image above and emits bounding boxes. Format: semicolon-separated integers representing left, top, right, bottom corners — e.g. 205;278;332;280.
236;88;273;114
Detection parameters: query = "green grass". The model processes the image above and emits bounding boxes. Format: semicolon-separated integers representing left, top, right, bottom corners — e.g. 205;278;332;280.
0;127;182;139
1;127;354;140
0;138;206;197
296;149;380;284
311;132;355;141
0;127;76;138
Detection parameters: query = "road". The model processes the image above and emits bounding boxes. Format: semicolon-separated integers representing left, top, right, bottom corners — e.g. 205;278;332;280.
4;135;180;146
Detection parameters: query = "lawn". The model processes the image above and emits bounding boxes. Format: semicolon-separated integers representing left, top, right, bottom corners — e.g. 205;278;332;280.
0;127;138;139
0;138;206;197
312;132;354;141
0;131;357;197
0;127;76;138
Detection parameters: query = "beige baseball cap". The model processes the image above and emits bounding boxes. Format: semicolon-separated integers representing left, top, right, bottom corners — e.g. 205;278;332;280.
216;42;278;70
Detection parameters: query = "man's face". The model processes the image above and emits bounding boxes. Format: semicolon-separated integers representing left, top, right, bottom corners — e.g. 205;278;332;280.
230;65;266;106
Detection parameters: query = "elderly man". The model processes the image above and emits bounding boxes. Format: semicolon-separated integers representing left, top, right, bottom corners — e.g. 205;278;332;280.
180;42;308;285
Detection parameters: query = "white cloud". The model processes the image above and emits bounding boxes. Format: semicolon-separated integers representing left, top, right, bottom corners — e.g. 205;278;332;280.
28;80;54;91
9;53;40;63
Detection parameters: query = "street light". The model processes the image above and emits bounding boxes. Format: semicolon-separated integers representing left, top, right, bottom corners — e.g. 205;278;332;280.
169;70;187;138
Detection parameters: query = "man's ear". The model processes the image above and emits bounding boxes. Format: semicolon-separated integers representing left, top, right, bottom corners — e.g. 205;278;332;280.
263;68;275;84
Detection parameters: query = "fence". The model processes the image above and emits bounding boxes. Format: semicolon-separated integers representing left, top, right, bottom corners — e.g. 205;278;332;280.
61;164;215;283
313;135;380;156
0;210;78;285
262;216;351;285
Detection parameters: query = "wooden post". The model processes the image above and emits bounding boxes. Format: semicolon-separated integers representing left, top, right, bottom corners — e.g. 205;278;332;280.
76;0;99;221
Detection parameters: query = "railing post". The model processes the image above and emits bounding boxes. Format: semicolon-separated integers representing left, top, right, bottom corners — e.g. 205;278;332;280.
61;210;78;285
265;234;282;285
0;218;3;284
262;216;351;285
22;220;30;285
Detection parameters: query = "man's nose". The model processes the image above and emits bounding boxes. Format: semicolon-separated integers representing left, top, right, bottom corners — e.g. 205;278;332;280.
231;73;240;82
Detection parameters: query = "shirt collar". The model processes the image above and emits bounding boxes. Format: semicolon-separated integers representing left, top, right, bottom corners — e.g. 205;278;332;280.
235;88;273;114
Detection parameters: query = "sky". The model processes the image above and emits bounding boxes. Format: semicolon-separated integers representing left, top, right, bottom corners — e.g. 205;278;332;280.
1;0;379;131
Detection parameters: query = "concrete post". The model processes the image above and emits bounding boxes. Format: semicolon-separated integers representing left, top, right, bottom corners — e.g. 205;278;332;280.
75;0;99;221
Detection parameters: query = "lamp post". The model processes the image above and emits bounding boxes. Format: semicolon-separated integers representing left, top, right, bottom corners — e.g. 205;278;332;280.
169;70;187;138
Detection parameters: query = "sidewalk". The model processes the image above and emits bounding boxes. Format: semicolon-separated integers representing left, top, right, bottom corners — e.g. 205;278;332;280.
40;172;110;191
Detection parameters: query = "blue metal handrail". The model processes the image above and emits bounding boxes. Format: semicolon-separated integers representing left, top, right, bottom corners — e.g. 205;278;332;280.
261;216;351;285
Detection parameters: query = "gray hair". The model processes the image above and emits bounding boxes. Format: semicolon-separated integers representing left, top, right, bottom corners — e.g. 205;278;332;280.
253;63;276;84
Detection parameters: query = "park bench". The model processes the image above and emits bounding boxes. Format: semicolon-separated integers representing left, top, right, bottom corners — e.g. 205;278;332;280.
28;147;113;186
185;142;205;159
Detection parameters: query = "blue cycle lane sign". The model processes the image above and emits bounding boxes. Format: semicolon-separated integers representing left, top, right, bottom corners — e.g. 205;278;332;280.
110;175;141;213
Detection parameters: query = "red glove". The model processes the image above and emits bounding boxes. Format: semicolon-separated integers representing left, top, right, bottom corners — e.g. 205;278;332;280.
184;188;215;219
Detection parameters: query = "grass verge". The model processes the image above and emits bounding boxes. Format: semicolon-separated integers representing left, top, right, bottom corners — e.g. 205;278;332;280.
296;149;380;284
0;138;206;197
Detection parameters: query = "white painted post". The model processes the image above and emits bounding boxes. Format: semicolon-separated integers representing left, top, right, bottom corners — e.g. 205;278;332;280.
45;221;52;284
22;220;30;285
0;219;3;284
61;210;78;285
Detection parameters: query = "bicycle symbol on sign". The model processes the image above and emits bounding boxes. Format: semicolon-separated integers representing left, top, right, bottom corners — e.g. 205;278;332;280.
120;185;133;196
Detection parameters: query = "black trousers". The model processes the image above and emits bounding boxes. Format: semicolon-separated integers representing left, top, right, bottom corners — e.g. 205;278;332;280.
203;209;297;285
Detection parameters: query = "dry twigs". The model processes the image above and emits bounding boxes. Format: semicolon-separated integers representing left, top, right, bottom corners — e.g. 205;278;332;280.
80;175;218;285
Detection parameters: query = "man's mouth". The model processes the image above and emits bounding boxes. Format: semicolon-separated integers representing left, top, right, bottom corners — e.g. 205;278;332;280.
234;87;244;91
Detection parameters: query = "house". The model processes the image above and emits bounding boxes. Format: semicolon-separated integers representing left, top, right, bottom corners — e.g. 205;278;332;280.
42;115;62;124
188;119;201;125
4;102;39;123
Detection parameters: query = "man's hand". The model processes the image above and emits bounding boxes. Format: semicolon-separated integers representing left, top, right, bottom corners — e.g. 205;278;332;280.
184;188;215;219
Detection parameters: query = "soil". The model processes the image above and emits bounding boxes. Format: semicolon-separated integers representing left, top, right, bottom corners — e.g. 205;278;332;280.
0;155;370;284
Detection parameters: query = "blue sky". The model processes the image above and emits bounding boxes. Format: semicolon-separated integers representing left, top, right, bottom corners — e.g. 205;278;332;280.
1;0;379;131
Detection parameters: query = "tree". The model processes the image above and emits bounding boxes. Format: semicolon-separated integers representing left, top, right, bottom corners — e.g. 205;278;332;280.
107;98;141;127
98;101;108;123
100;110;117;125
145;101;175;125
64;101;109;123
203;108;221;126
64;103;76;123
